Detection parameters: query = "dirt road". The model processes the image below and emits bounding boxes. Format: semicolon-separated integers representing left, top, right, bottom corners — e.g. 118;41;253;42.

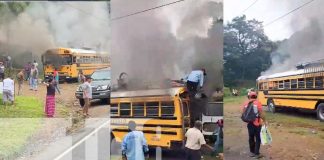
224;97;324;160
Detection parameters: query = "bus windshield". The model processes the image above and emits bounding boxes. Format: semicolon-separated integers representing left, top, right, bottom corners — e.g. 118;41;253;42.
42;52;72;66
91;70;111;81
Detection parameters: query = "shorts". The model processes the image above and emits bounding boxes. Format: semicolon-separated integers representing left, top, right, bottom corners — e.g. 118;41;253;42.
3;90;14;102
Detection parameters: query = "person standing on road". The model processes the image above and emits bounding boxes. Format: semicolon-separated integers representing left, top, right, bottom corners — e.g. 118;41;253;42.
213;119;224;159
0;62;5;81
121;121;149;160
30;64;38;91
24;62;31;81
44;78;56;117
82;77;92;117
16;70;24;95
185;120;214;160
33;60;38;68
184;69;206;95
3;76;14;105
53;68;61;94
241;91;266;159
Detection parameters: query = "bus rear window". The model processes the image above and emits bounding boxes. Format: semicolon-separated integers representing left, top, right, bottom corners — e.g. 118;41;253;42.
146;102;159;117
315;77;324;88
161;102;175;117
133;102;144;117
120;103;131;116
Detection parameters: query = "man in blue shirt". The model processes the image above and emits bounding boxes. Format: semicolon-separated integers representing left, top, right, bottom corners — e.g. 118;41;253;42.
121;121;149;160
185;69;206;94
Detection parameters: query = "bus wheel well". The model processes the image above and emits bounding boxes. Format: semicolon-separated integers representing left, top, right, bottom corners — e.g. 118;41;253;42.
315;101;324;110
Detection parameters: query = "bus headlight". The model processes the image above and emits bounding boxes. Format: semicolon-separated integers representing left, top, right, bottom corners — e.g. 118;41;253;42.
97;85;108;91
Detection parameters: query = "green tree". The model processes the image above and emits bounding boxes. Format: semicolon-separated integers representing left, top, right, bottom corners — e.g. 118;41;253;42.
224;15;277;87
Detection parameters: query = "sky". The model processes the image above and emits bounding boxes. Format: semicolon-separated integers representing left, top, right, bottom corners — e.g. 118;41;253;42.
224;0;316;41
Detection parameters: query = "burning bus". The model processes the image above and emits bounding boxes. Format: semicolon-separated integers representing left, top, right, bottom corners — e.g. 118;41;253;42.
257;59;324;121
41;47;110;82
110;76;223;153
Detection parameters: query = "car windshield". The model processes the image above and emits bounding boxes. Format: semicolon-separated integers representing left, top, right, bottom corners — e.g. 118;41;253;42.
91;70;111;81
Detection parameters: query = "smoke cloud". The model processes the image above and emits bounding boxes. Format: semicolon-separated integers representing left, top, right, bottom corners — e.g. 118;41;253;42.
111;0;223;96
0;2;110;67
262;1;324;75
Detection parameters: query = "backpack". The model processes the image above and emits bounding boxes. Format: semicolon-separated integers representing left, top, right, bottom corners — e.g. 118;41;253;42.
241;101;258;123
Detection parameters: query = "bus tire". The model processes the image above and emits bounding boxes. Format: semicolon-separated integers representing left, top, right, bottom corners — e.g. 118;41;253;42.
267;99;276;113
317;103;324;122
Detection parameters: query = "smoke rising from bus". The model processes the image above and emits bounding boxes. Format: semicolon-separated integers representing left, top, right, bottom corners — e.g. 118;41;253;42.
111;0;223;96
262;1;324;75
0;2;110;66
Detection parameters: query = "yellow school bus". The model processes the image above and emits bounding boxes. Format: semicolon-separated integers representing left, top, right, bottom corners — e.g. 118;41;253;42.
257;61;324;121
41;47;110;82
110;87;191;150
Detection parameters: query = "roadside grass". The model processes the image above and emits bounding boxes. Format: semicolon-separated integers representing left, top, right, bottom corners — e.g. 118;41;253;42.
0;94;72;159
110;155;219;160
0;95;43;159
0;118;41;159
0;96;43;118
225;95;324;137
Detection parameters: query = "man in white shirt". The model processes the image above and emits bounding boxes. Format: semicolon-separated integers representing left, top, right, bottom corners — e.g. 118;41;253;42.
82;77;92;117
3;77;14;105
185;121;213;160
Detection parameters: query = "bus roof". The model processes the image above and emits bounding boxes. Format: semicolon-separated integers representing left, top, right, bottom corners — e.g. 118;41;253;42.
257;69;305;81
111;87;186;98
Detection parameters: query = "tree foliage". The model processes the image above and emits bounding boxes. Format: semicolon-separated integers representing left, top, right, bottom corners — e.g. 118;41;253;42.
224;15;277;87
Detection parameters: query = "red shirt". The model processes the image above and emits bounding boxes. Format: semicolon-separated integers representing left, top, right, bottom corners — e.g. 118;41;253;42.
241;99;263;126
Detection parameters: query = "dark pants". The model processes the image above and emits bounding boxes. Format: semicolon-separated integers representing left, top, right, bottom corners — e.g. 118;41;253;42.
187;81;199;94
185;148;201;160
79;98;85;107
247;123;262;155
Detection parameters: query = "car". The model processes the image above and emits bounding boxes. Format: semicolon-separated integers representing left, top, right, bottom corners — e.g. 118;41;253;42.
75;68;111;104
201;101;223;143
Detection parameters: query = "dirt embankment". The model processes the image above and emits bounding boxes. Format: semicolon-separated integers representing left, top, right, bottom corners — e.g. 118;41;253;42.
224;96;324;160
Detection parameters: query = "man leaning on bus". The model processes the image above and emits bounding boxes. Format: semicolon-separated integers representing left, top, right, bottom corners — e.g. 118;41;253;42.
185;120;214;160
121;121;149;160
184;69;206;94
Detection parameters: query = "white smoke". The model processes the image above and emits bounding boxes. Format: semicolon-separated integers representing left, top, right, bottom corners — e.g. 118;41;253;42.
0;1;110;58
111;0;223;92
263;0;324;75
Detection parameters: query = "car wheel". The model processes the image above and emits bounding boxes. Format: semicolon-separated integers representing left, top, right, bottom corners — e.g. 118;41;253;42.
267;99;276;113
317;103;324;122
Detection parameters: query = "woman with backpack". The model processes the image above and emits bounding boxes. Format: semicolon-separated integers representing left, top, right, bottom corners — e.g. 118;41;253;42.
241;92;267;159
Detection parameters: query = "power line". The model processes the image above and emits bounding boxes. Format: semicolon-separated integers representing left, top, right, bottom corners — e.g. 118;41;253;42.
111;0;185;21
264;0;315;27
62;2;110;25
240;0;258;15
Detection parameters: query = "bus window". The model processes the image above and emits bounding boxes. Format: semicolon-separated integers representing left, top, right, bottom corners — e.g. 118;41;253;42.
284;80;290;89
306;78;314;89
315;77;324;88
133;102;145;117
120;103;131;117
298;78;305;89
259;82;263;90
291;79;297;89
146;102;159;117
274;81;278;89
161;102;175;117
110;103;119;116
278;81;284;89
